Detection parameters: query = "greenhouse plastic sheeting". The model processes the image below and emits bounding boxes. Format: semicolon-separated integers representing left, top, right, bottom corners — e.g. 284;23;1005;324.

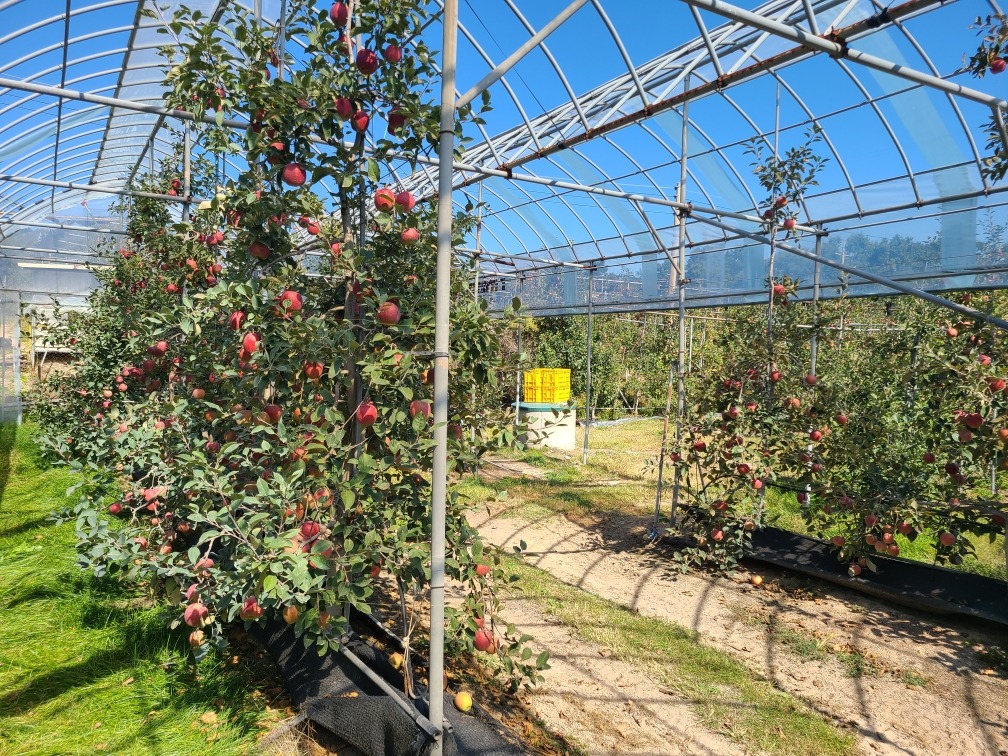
2;0;1008;316
482;193;1008;316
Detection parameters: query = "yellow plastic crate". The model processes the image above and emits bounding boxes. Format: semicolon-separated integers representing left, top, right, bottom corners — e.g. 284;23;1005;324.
523;368;571;404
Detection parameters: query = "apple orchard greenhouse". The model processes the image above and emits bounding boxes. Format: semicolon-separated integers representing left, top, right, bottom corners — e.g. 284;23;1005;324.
1;1;1008;755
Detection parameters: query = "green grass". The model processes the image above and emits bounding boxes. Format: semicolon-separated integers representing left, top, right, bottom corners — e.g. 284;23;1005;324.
0;424;285;755
505;556;857;756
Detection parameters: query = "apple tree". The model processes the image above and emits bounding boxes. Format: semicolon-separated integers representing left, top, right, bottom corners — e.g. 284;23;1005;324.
41;0;547;692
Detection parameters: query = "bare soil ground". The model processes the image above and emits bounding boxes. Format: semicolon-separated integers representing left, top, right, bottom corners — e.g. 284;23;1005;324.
470;463;1008;756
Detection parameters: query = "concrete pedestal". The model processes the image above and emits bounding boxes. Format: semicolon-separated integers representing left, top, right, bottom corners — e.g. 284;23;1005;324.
520;402;576;451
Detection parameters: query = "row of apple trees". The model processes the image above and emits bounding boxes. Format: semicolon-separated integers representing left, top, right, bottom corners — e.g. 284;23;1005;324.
34;0;547;691
673;127;1008;576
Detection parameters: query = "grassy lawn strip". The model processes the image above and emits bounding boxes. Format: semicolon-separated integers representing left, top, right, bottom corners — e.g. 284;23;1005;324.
503;555;857;756
0;424;288;756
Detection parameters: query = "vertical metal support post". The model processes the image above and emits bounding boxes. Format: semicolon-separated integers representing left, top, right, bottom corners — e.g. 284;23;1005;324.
688;317;694;373
810;245;821;374
277;0;288;81
430;1;459;752
473;184;483;302
181;126;192;223
515;277;523;428
653;355;676;535
582;267;594;465
471;187;482;449
804;236;822;516
657;77;689;532
14;294;21;425
758;84;782;522
669;77;691;528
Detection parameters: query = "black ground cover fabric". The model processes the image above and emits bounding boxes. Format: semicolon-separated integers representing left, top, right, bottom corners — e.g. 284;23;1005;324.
253;618;525;755
749;526;1008;626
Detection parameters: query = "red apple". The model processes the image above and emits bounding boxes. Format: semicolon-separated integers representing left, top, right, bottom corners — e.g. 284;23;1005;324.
357;401;378;426
356;48;379;75
108;502;123;515
938;531;956;547
304;361;324;380
242;332;260;354
710;528;724;542
475;564;490;577
782;217;797;230
228;311;247;331
804;373;817;386
239;596;265;621
394;191;415;212
184;602;209;627
329;1;348;25
835;414;848;425
473;628;493;652
377;300;401;325
374;188;396;212
387;107;406;132
772;284;787;297
383;44;403;63
409;399;432;420
334;97;354;121
992;58;1007;74
351;110;370;132
264;404;282;423
848;563;861;577
281;162;307;186
964;412;983;430
809;429;822;442
946;326;958;338
249;240;270;260
277;289;303;313
300;521;321;542
831;535;845;548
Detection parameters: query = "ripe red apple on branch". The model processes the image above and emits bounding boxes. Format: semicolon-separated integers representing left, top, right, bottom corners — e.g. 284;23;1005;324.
281;162;307;187
329;1;348;25
377;300;401;325
374;188;396;212
409;399;432;420
356;49;379;75
356;401;378;427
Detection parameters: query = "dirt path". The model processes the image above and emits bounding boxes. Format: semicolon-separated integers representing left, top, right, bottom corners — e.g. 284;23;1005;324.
471;502;1008;756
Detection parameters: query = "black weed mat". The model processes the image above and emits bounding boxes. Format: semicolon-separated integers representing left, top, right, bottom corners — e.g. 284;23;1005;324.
749;526;1008;626
252;618;524;756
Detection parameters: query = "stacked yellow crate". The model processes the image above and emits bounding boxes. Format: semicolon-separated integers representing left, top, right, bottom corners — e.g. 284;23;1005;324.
523;368;571;404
